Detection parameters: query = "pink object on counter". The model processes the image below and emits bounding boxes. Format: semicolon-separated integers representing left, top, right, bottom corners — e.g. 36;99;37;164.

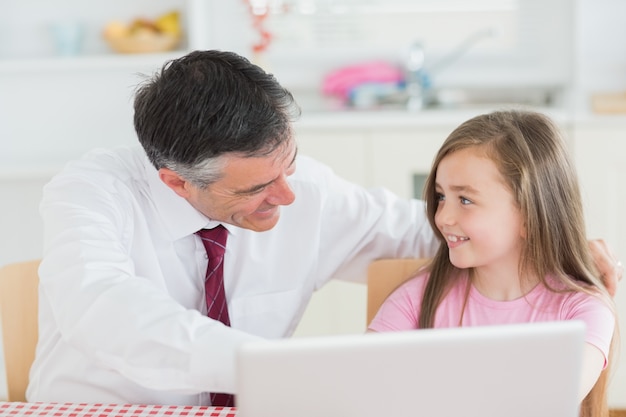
322;61;403;99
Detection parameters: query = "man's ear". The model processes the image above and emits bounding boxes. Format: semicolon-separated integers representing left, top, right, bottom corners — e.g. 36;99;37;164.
159;168;192;198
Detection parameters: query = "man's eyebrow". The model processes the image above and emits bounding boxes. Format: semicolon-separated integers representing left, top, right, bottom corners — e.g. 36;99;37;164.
234;146;298;195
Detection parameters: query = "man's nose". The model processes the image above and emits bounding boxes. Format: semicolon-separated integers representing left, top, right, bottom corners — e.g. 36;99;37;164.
267;175;295;206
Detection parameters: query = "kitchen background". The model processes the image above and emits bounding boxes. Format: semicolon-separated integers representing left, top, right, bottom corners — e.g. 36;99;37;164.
1;0;625;406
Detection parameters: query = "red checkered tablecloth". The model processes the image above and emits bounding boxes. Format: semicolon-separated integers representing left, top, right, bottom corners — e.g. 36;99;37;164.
0;402;237;417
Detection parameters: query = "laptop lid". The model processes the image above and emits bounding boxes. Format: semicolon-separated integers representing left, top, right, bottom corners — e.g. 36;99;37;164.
235;320;585;417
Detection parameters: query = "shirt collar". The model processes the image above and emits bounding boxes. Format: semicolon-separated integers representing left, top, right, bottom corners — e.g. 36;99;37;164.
144;155;211;241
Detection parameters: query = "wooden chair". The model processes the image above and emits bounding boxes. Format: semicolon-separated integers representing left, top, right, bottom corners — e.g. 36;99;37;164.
0;259;41;402
366;258;430;325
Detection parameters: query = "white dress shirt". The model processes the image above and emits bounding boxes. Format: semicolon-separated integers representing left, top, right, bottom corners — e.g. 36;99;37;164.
27;145;436;405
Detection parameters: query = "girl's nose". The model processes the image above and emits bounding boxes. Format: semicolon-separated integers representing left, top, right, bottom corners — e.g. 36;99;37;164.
435;202;456;227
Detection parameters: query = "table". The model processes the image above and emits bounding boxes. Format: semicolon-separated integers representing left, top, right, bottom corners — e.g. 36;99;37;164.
0;402;237;417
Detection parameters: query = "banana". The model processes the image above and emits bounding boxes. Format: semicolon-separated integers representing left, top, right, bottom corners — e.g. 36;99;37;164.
155;11;181;37
103;10;181;41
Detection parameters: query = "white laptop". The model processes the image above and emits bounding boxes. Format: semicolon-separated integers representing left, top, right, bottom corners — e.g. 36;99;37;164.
235;320;585;417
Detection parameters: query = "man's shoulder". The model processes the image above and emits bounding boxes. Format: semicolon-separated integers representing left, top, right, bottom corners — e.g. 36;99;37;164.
292;154;340;185
60;146;146;180
47;146;150;196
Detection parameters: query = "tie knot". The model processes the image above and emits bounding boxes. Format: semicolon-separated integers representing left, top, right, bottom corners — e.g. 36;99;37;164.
196;225;228;258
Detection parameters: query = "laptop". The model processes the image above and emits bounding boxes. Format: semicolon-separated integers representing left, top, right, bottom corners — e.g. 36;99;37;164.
235;320;585;417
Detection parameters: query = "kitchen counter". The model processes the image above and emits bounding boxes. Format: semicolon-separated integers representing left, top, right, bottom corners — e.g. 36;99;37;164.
291;84;625;130
290;85;577;129
296;105;574;130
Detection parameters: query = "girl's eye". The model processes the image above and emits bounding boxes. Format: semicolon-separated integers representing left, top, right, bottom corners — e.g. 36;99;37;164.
460;197;472;205
435;192;445;202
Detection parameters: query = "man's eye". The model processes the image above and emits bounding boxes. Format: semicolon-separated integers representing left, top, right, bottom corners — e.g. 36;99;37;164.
248;186;266;195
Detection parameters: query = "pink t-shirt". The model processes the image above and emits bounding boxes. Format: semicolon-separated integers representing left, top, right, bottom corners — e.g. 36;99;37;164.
368;272;614;361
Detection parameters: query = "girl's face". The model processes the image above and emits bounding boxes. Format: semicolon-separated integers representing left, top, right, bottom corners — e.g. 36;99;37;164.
434;147;525;276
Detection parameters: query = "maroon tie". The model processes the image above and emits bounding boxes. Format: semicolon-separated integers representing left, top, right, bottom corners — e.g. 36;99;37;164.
196;225;235;407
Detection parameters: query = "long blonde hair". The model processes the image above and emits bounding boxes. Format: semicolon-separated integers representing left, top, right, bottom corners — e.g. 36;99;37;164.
419;110;616;417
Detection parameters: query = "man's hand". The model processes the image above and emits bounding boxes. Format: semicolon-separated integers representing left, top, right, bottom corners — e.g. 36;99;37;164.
589;239;623;297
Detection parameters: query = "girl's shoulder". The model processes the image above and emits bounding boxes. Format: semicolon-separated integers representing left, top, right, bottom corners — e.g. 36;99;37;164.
542;274;605;295
395;270;433;295
539;274;613;310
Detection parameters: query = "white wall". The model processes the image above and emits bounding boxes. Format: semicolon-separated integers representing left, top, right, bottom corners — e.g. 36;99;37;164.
0;61;164;266
573;0;626;111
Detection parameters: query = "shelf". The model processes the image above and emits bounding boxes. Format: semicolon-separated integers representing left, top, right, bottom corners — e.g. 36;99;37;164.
0;50;188;74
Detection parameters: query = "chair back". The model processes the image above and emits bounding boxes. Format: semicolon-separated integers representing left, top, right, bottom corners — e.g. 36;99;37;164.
0;260;40;402
366;258;430;325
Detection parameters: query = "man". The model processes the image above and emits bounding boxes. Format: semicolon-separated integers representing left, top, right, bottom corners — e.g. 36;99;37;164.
28;50;622;405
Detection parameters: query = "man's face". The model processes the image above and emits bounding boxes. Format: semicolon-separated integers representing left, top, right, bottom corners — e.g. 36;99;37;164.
184;140;298;232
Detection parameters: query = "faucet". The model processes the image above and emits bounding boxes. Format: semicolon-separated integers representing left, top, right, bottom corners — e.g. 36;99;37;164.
404;29;496;111
405;41;426;111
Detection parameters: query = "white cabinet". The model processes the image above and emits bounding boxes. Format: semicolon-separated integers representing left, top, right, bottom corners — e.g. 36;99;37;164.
294;127;370;187
292;125;371;337
573;121;626;256
368;127;450;199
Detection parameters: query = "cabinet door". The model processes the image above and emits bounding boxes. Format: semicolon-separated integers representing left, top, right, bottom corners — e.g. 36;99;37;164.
369;127;450;199
294;127;369;187
292;126;370;337
574;125;626;257
573;123;626;406
293;280;367;337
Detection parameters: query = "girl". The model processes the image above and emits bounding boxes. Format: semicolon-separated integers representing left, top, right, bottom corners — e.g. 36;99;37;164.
368;110;616;417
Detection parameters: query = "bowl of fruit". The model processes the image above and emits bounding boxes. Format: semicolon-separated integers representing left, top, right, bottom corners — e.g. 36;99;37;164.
103;11;181;54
